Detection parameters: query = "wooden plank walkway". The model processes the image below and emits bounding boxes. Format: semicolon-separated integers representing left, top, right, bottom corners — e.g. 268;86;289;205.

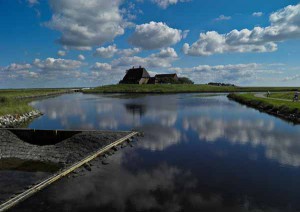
0;131;138;212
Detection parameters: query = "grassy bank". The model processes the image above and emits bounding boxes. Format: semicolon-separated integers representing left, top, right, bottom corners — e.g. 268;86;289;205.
269;92;296;100
0;89;68;116
0;97;33;116
84;84;300;94
0;88;68;98
228;93;300;123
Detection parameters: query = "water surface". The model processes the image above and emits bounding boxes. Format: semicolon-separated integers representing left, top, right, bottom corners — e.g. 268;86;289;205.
12;93;300;211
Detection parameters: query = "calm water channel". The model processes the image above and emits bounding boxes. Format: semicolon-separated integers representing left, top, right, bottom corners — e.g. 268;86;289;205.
11;93;300;211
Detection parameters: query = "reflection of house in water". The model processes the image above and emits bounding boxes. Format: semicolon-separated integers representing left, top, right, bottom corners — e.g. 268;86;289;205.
125;104;147;117
125;103;147;128
119;66;178;84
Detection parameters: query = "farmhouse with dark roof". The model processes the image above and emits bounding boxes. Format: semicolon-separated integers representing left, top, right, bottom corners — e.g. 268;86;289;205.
119;66;151;84
155;74;178;84
119;66;180;84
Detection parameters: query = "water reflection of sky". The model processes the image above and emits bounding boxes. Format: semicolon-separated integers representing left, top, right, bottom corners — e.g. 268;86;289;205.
20;93;300;211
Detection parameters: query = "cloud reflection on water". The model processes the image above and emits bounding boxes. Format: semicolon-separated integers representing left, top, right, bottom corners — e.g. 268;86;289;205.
23;94;300;211
45;151;197;212
184;115;300;167
39;150;277;212
30;94;300;167
137;125;181;151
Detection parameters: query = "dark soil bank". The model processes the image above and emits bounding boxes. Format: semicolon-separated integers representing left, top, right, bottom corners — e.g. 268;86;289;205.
228;93;300;124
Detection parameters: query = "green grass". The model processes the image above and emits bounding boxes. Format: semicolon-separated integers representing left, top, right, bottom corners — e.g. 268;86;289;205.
269;92;297;100
0;89;68;116
0;88;66;98
0;99;33;116
228;93;300;112
84;84;300;94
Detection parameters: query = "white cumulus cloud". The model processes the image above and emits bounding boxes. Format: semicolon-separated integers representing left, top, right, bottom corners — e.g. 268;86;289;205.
214;15;231;21
112;47;178;68
282;75;300;82
94;45;119;58
252;12;263;17
1;63;32;71
90;62;112;71
57;50;66;57
46;0;127;50
129;21;188;50
183;3;300;56
0;63;38;83
27;0;39;6
118;47;141;57
94;44;141;58
170;63;282;84
33;58;82;71
152;0;190;9
78;54;85;61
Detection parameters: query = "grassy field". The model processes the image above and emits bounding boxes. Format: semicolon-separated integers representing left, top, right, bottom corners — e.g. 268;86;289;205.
269;92;297;100
230;93;300;109
84;84;300;93
228;93;300;121
0;89;68;116
0;88;67;98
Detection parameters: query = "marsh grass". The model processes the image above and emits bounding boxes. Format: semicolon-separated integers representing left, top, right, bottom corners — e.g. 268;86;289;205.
0;89;67;116
0;99;33;116
269;92;297;100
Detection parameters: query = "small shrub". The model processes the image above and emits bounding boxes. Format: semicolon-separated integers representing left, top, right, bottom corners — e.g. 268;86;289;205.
178;77;194;84
0;97;8;103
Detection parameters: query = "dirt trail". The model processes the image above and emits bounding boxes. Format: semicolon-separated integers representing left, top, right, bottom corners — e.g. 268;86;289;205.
254;93;293;102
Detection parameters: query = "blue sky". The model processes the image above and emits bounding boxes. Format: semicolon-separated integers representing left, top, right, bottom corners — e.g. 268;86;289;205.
0;0;299;88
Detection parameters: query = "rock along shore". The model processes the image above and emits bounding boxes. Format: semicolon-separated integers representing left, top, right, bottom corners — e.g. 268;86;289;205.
0;110;42;128
0;90;74;128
